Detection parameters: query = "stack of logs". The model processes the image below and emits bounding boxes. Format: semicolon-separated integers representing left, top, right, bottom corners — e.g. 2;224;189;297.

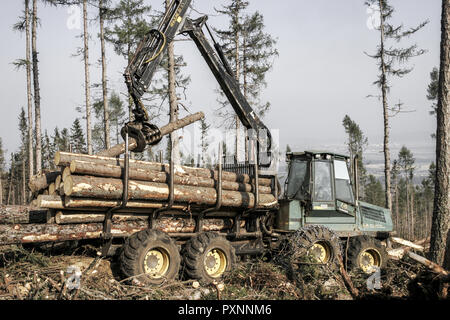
20;151;278;239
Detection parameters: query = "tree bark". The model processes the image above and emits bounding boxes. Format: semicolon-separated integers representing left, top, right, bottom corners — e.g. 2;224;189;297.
63;175;277;208
68;160;272;194
430;0;450;267
99;0;110;150
25;0;34;190
83;0;92;155
32;0;42;173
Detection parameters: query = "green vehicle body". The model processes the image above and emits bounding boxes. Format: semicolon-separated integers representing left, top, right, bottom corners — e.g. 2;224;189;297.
276;151;393;239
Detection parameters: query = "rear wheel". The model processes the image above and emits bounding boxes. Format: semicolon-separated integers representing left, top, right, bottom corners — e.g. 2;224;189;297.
346;235;387;273
119;229;181;285
182;232;236;284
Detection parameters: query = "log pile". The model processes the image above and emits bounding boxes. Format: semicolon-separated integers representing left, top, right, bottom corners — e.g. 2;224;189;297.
21;149;277;237
30;151;277;213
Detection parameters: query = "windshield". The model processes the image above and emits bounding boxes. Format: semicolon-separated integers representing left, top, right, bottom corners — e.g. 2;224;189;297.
285;159;309;200
334;160;354;203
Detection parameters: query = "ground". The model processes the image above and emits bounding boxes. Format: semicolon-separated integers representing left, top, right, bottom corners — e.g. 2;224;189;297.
0;241;446;300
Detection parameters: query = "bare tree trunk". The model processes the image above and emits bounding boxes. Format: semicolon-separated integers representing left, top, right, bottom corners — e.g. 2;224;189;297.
31;0;42;173
25;0;34;190
99;0;110;150
411;186;415;240
7;157;14;205
430;0;450;267
83;0;92;155
22;156;26;204
0;172;3;205
378;0;392;211
166;0;180;165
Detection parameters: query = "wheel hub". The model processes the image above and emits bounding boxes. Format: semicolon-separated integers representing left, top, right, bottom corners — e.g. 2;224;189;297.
204;249;227;278
308;241;331;263
360;249;381;273
144;248;170;279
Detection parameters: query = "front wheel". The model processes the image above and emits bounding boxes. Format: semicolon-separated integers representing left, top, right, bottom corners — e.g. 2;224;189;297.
277;225;342;270
346;235;387;273
119;229;181;285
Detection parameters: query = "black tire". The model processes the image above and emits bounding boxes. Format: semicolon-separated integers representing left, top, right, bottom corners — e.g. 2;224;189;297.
119;229;181;285
182;232;236;284
346;235;387;273
277;225;342;269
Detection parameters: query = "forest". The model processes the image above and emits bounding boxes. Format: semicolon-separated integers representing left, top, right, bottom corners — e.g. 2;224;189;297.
0;0;448;302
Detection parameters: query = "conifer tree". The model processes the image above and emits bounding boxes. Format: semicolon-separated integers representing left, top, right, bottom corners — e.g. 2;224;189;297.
365;0;428;211
104;0;152;119
70;118;87;154
342;115;368;193
398;146;415;239
214;0;277;160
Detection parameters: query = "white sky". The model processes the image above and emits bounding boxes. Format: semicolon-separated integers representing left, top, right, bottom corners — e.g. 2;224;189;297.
0;0;441;163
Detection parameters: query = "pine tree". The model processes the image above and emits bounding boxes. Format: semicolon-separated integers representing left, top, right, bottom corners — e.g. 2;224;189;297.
60;128;71;152
397;146;415;239
18;108;29;203
92;91;126;148
365;0;428;211
214;0;277;160
342;115;368;195
70;118;87;154
104;0;152;119
364;175;385;207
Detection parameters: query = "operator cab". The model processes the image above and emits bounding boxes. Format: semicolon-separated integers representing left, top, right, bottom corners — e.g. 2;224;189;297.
284;151;355;208
278;150;393;235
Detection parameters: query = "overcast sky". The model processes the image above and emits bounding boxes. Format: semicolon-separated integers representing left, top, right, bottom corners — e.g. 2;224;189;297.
0;0;441;164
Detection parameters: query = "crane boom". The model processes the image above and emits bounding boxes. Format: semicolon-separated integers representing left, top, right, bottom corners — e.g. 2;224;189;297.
123;0;272;166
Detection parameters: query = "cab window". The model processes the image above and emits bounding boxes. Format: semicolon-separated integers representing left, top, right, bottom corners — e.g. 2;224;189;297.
313;161;333;201
286;159;309;200
334;160;354;203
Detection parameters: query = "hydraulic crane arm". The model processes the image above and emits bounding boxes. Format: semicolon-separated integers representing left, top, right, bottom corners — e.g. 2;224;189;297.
124;0;272;166
180;16;272;166
123;0;191;151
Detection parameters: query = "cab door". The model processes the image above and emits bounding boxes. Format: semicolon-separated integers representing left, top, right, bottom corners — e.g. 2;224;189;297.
305;159;356;230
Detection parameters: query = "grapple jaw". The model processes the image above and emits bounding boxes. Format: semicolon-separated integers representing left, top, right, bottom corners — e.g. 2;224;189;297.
121;120;162;153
